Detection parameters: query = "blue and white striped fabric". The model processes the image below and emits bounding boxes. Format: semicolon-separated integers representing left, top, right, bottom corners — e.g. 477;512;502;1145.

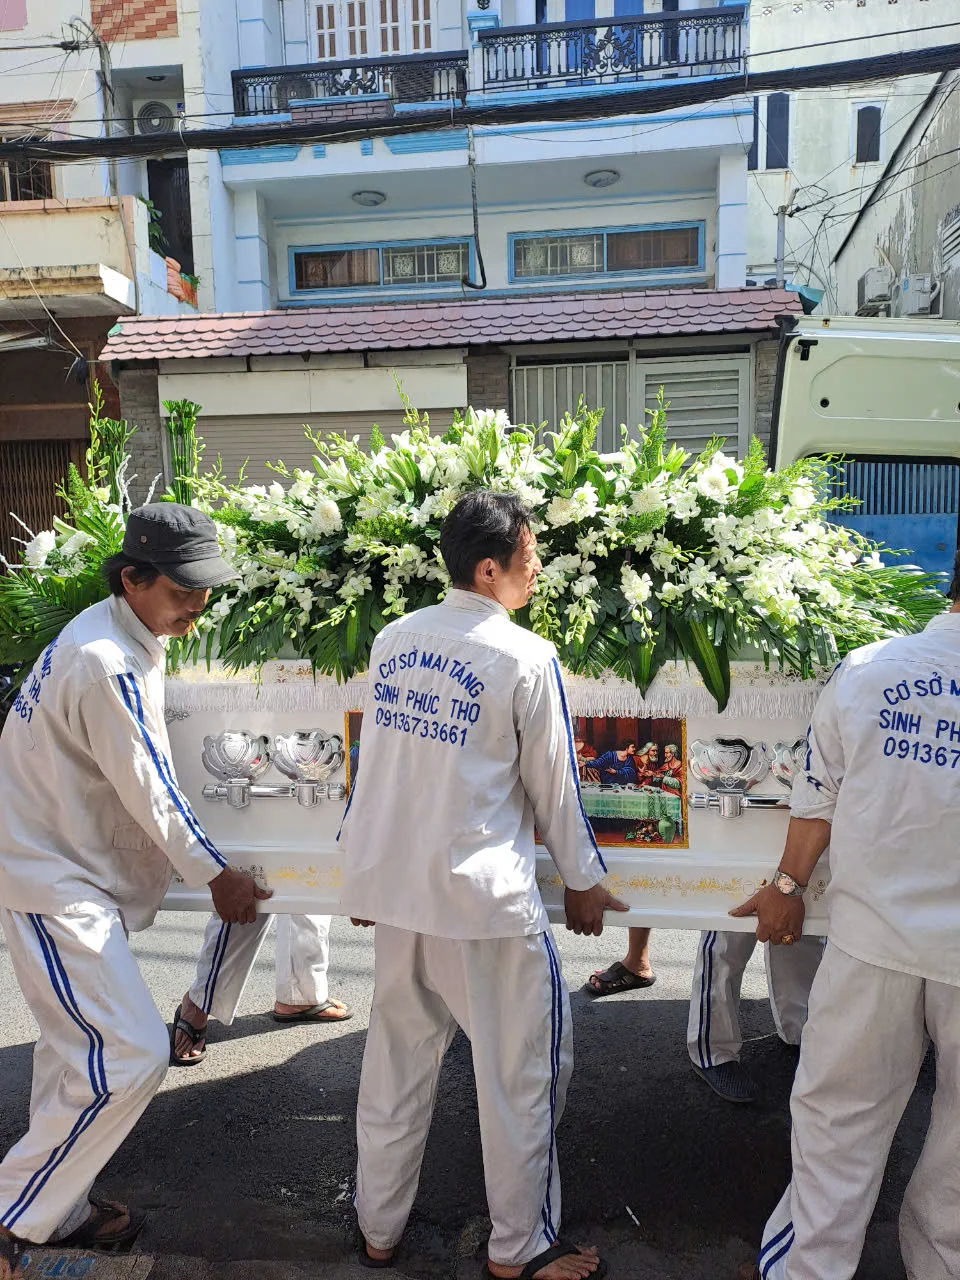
0;917;110;1232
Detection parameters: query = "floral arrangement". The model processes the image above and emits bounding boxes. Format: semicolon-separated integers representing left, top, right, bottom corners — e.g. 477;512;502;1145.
0;392;943;711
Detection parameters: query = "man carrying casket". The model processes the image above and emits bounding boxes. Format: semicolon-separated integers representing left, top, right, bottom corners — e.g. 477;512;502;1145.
734;569;960;1279
0;505;267;1280
339;490;626;1280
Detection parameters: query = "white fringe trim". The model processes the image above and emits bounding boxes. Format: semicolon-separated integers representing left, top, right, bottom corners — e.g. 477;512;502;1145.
166;660;827;720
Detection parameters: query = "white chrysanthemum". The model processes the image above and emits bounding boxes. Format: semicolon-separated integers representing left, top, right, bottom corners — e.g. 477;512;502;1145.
23;530;56;569
545;496;577;528
630;483;665;515
695;466;732;503
306;499;342;539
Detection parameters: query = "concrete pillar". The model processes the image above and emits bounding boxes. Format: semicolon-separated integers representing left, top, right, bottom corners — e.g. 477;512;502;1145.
234;188;272;312
237;0;282;68
716;149;747;289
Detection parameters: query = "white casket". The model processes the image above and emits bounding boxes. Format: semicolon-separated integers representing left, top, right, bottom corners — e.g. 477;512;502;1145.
163;658;830;934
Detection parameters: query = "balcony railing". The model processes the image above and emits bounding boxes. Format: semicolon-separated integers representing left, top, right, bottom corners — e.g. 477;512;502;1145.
233;50;468;117
479;7;746;92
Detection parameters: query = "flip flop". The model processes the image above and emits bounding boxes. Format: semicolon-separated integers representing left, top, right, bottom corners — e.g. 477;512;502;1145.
272;1001;354;1024
169;1003;206;1066
58;1198;146;1252
0;1230;23;1280
486;1241;608;1279
585;961;656;997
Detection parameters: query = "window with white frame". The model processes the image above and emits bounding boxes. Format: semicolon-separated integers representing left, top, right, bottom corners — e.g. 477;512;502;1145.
315;0;432;60
511;224;703;282
511;352;751;456
292;240;469;292
747;93;790;172
854;103;882;165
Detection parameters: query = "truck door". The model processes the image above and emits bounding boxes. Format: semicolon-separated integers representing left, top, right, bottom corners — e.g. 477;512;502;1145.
770;315;960;586
828;456;960;578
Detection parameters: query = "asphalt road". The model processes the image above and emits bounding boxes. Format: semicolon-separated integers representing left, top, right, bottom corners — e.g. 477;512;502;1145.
0;915;930;1279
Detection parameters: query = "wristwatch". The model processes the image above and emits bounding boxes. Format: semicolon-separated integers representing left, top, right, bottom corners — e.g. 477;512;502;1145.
773;871;806;898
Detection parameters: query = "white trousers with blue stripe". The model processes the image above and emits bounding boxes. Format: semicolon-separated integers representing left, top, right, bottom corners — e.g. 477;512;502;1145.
355;925;572;1268
188;913;331;1024
0;904;169;1243
688;929;825;1069
759;943;960;1280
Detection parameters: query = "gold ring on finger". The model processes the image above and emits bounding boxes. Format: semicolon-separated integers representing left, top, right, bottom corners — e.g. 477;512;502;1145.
781;933;795;945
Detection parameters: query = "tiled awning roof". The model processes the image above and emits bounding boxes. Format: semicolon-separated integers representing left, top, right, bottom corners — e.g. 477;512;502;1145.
102;288;799;362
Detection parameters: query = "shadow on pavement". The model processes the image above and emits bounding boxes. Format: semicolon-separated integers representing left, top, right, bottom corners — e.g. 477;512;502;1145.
0;993;930;1279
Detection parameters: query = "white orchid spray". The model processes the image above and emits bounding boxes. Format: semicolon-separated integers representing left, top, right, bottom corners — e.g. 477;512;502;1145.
2;392;945;710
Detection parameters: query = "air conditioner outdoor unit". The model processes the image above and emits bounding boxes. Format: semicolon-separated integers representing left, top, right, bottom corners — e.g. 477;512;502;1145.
891;272;934;317
857;265;894;310
132;99;184;136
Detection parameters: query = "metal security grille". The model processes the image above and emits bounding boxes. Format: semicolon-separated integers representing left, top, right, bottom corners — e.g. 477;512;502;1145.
381;242;468;286
0;439;84;565
829;460;960;515
511;361;629;441
513;235;604;279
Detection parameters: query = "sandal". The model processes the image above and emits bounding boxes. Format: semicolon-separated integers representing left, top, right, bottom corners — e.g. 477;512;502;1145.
58;1198;146;1251
169;1003;206;1066
585;961;656;998
272;1001;354;1024
0;1232;23;1280
487;1241;608;1279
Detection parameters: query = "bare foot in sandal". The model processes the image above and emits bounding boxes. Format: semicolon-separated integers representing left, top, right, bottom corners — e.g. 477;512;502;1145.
273;998;353;1022
488;1242;604;1279
0;1228;23;1280
587;926;655;996
172;992;207;1064
57;1197;145;1250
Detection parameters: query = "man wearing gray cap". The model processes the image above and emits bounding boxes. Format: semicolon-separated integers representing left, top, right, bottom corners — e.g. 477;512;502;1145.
0;504;269;1280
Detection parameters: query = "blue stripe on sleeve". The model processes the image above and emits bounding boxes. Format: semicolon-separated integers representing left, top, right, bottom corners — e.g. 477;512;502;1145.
116;674;226;869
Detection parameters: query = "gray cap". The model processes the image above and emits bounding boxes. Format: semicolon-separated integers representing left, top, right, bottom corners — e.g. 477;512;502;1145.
123;503;239;590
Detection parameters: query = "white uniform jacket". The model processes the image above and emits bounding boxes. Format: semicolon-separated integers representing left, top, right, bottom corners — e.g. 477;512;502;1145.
0;594;226;930
792;610;960;986
338;589;607;940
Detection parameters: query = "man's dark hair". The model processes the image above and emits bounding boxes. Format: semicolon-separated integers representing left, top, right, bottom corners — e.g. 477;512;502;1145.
950;550;960;602
618;740;636;752
103;552;161;597
439;490;531;588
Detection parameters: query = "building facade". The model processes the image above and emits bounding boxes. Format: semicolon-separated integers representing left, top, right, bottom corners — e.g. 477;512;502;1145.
742;0;956;308
833;69;960;322
6;0;769;519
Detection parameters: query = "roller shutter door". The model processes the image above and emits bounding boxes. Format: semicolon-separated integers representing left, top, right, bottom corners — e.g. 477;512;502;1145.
510;354;751;456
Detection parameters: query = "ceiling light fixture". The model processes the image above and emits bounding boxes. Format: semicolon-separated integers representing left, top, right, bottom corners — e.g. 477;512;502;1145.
584;169;621;188
351;190;387;207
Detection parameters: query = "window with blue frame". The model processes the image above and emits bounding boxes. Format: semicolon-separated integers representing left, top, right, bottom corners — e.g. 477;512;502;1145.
511;223;703;282
292;239;470;292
